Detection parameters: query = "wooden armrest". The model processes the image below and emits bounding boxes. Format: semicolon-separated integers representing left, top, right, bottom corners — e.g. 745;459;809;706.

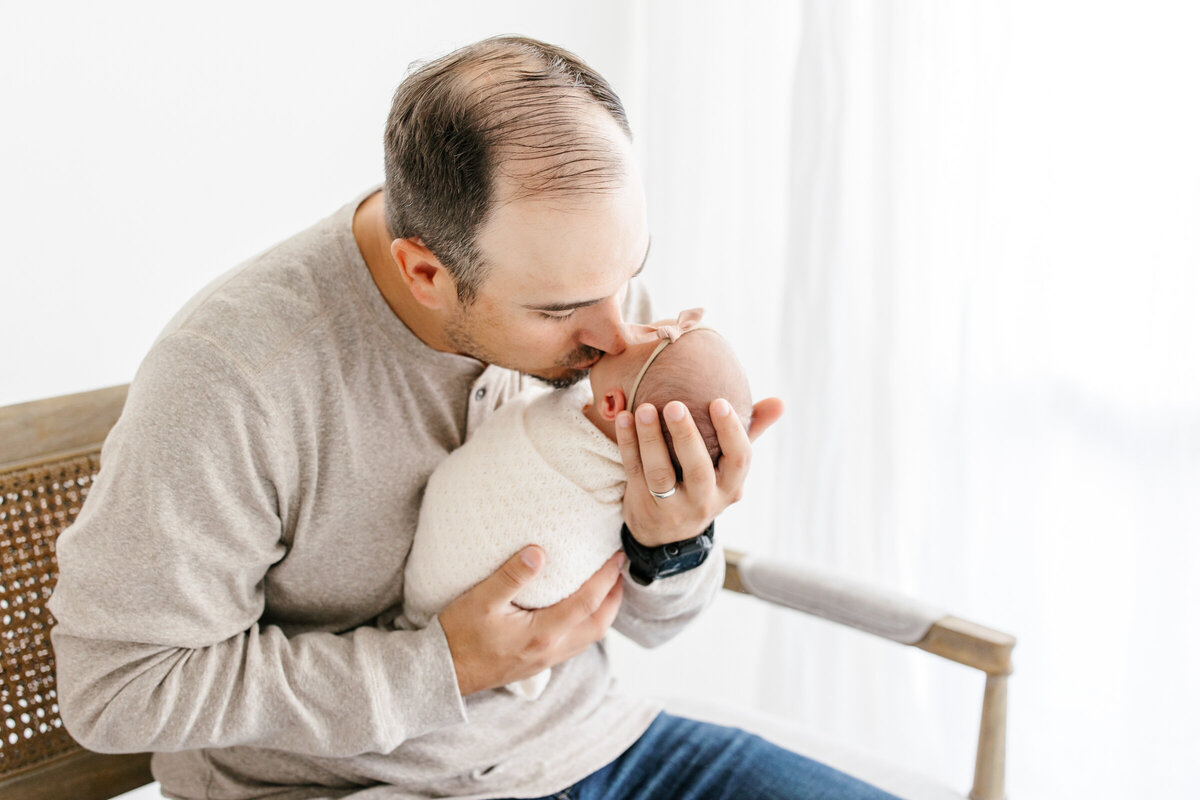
915;615;1014;677
722;547;1013;800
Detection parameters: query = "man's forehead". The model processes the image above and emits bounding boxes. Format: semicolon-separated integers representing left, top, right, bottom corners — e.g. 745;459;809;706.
477;187;650;300
514;237;651;311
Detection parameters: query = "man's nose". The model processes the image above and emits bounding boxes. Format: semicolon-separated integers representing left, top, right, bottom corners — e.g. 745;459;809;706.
581;297;627;355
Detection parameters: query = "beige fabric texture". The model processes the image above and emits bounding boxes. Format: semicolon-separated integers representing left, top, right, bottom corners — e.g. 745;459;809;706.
401;382;625;627
400;381;626;701
46;188;725;800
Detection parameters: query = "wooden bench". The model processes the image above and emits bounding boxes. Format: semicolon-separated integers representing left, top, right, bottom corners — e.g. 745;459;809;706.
0;385;1013;800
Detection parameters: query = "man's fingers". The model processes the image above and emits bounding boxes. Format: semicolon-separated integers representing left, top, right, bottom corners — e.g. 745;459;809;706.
477;546;544;607
560;575;624;658
633;403;678;494
662;400;716;491
536;550;625;632
614;410;645;484
747;397;785;443
712;397;754;496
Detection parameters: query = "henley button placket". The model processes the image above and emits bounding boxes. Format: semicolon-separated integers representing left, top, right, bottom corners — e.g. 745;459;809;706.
474;386;487;401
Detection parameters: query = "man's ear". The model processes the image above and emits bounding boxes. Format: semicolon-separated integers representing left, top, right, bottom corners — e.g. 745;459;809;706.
601;388;628;421
391;237;454;309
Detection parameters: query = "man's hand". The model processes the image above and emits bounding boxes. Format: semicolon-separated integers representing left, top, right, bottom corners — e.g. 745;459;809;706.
438;547;626;697
616;397;785;547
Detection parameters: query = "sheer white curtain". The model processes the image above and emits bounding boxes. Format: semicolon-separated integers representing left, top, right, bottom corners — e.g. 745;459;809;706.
625;1;1200;797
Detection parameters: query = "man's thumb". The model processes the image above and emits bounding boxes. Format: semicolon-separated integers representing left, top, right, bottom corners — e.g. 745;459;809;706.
488;546;544;602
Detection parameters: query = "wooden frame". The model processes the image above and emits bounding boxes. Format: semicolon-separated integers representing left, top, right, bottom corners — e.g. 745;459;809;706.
0;385;128;471
0;751;153;800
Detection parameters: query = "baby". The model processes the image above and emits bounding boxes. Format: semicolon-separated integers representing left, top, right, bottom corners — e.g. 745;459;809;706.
399;309;753;698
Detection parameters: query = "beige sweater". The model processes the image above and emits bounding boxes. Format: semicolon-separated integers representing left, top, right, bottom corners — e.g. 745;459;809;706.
46;189;725;800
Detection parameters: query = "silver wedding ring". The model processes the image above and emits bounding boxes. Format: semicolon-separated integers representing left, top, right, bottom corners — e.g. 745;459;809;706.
649;485;677;499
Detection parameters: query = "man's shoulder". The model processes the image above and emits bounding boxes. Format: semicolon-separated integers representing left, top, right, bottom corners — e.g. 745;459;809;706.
152;197;367;381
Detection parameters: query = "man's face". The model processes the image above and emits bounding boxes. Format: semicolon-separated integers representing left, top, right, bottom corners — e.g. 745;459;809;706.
442;165;651;387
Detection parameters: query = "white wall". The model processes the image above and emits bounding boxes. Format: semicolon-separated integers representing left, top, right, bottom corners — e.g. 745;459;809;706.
0;0;637;405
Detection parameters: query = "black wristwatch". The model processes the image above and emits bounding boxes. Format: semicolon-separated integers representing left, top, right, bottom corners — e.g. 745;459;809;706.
620;520;715;586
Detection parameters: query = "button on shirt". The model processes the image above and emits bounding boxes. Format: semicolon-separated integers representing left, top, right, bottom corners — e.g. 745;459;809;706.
464;366;540;440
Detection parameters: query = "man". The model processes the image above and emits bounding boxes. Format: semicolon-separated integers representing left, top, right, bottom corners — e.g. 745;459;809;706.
48;36;897;799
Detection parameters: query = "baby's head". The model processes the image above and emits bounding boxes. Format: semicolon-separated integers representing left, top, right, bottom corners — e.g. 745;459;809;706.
586;310;753;479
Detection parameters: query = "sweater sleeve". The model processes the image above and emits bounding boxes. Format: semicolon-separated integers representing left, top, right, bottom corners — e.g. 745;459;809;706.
611;541;725;648
46;332;467;756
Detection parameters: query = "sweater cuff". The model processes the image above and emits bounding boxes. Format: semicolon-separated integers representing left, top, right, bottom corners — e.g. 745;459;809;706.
619;542;724;616
368;617;468;750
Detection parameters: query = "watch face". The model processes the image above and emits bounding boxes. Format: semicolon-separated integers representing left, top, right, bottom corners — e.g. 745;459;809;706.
656;552;706;577
653;537;713;576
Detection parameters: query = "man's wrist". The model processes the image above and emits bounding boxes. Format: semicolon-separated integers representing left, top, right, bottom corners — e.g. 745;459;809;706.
624;523;711;548
620;520;715;586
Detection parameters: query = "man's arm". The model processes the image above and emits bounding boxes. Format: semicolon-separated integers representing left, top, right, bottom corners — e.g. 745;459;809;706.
47;333;467;756
50;621;464;756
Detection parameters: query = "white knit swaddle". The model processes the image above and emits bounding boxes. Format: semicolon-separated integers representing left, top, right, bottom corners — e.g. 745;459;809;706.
402;382;625;699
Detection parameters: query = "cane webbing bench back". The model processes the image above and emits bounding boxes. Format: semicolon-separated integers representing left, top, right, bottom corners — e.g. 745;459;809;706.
0;386;151;800
2;453;98;774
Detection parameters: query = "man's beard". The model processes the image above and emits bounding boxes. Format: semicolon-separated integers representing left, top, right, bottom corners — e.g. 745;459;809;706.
518;342;605;389
443;306;602;388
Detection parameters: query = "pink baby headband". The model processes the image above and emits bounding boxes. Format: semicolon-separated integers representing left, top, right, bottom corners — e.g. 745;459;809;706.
626;308;711;408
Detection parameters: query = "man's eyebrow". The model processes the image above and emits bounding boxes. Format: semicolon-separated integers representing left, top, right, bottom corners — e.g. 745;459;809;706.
524;237;652;313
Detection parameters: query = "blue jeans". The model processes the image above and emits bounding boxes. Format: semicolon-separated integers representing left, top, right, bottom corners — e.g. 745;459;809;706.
513;712;902;800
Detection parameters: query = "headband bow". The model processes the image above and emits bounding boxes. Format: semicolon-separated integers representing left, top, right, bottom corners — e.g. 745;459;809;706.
624;308;705;346
626;308;709;408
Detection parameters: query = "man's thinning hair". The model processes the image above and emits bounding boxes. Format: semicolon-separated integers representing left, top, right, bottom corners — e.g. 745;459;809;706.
383;36;632;304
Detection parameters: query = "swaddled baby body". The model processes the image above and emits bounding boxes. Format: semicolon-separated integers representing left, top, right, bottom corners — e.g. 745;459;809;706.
400;310;753;698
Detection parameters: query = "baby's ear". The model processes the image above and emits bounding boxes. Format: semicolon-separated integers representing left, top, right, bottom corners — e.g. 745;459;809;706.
601;388;628;421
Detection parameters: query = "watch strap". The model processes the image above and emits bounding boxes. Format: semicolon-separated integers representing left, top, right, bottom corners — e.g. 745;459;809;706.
620;520;716;586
